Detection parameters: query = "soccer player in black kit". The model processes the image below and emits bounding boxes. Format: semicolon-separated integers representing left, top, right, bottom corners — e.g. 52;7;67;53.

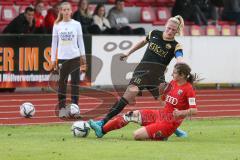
89;15;187;138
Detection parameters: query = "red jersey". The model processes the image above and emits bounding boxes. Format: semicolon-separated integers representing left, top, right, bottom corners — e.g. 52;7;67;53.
162;80;197;116
35;12;45;28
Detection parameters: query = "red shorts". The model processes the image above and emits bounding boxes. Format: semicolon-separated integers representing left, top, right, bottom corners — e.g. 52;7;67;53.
140;109;180;141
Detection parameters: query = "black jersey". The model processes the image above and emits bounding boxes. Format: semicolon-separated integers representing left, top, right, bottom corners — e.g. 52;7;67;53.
141;30;183;66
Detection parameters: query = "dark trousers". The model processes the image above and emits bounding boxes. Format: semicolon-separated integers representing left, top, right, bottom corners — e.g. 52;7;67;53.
119;26;145;35
58;57;80;108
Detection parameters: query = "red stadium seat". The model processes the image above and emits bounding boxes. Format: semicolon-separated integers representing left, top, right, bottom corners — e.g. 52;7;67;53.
72;4;78;12
221;25;235;36
155;0;175;6
1;5;17;22
154;7;170;25
136;0;156;6
206;25;220;36
236;25;240;36
0;23;7;33
19;5;30;14
15;0;33;6
68;0;79;6
125;0;138;6
217;20;236;26
185;21;195;25
140;7;156;23
0;1;14;5
48;0;63;6
182;26;190;36
190;25;205;36
108;0;115;4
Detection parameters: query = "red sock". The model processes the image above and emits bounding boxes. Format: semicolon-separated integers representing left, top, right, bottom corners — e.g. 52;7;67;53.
103;116;129;133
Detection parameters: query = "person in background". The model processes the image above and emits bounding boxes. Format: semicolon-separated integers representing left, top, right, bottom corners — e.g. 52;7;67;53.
3;7;36;34
222;0;240;24
45;2;61;33
34;0;46;33
72;0;98;34
200;0;218;25
107;0;145;35
51;2;86;117
172;0;217;25
92;3;118;34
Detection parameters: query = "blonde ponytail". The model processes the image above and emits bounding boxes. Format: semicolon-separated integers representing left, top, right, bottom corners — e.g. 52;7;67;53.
168;15;184;36
54;2;72;24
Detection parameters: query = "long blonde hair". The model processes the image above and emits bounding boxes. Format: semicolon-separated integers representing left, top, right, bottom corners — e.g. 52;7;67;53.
54;2;72;24
168;15;184;36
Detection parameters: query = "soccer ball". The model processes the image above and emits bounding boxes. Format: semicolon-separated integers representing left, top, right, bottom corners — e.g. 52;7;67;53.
71;121;90;137
19;102;35;118
67;103;80;117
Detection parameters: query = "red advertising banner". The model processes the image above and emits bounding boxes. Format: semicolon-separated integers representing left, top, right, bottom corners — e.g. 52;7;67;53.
0;35;91;88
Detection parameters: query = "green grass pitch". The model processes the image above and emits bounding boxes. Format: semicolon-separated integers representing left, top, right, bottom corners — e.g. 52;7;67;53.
0;118;240;160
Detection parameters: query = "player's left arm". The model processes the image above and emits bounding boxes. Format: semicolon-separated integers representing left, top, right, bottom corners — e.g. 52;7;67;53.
174;43;184;63
173;88;198;118
173;108;197;118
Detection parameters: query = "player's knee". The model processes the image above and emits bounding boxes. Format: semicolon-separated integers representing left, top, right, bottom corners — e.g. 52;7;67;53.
133;129;148;140
127;85;139;94
133;131;142;140
123;110;142;124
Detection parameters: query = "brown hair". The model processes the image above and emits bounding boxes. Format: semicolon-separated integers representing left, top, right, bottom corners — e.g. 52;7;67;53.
78;0;91;17
93;3;105;16
174;63;197;84
54;2;71;24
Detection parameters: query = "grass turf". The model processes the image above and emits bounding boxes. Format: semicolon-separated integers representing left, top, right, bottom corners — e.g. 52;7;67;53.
0;118;240;160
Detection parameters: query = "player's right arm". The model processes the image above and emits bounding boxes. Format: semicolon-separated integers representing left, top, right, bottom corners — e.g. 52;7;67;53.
51;24;58;70
120;37;148;61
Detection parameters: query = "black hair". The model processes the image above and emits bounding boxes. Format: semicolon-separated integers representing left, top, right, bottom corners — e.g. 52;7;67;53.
24;7;35;14
115;0;124;4
93;3;105;16
174;63;197;84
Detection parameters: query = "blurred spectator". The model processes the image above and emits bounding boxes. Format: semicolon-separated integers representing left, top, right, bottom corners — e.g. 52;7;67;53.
3;7;36;34
211;0;224;7
172;0;217;25
92;4;118;34
172;0;191;20
72;0;99;34
107;0;145;35
44;3;61;33
34;0;46;33
200;0;218;25
222;0;240;24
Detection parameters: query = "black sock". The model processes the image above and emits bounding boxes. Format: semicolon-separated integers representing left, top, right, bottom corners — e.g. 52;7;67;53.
71;96;79;105
103;97;129;125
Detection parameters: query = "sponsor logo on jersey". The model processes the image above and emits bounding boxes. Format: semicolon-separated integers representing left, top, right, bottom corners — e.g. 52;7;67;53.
166;43;172;49
188;98;196;105
149;42;168;57
165;95;178;105
177;89;183;95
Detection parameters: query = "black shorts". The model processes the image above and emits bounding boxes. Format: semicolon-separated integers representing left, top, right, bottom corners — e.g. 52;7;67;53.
129;62;166;99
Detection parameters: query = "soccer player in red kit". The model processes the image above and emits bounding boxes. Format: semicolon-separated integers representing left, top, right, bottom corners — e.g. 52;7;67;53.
91;63;198;140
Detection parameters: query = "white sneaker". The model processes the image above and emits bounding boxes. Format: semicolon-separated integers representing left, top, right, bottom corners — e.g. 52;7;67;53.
58;108;69;118
65;106;81;118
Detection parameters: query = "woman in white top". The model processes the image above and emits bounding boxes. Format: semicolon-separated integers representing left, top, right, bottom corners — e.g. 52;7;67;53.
51;2;86;118
92;4;118;34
